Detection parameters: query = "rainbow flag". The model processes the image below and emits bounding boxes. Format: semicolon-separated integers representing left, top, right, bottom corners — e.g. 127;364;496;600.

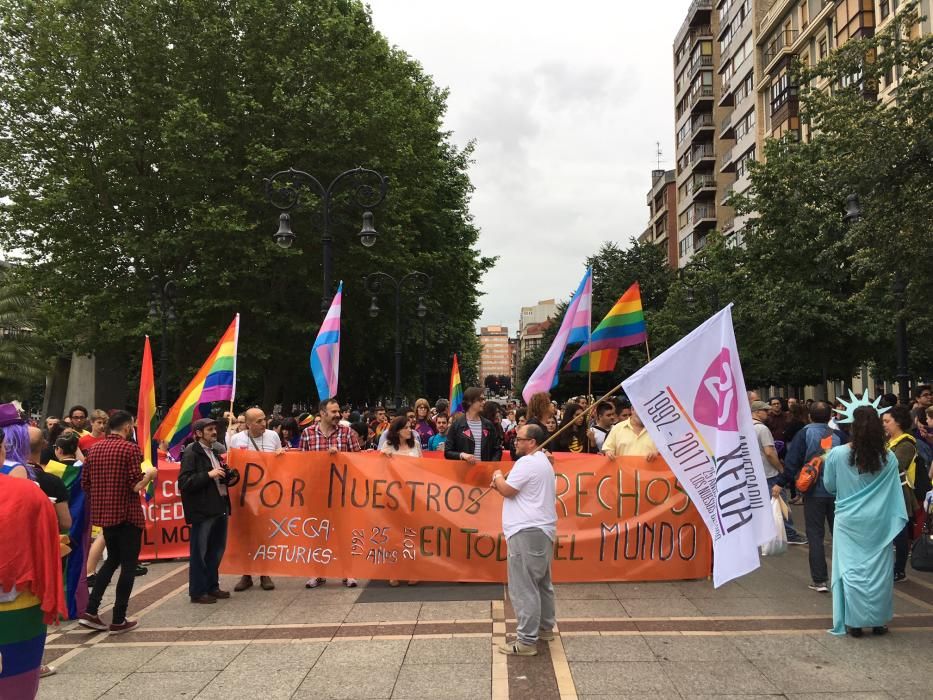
449;354;463;414
566;282;647;372
137;336;157;500
155;315;239;456
522;267;592;403
44;458;89;620
310;282;342;400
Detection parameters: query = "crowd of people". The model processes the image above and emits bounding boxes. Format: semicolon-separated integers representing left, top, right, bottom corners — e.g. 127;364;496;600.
1;381;932;692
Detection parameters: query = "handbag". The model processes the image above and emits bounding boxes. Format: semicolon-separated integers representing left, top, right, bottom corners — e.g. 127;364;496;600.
910;514;933;572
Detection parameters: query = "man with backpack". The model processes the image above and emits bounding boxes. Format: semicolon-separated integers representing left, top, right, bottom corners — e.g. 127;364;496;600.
772;401;845;593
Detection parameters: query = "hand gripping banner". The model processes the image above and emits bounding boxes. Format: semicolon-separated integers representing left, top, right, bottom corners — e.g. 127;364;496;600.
219;451;711;582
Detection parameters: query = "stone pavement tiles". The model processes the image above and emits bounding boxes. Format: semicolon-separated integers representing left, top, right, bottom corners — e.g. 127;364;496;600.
36;536;933;699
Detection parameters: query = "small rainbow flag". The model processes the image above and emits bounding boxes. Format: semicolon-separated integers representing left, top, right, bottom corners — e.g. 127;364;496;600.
566;282;647;372
449;354;463;415
137;336;157;500
155;315;239;456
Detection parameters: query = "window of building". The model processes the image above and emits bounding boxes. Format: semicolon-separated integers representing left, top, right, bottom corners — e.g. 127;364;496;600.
800;0;809;29
835;0;875;45
818;37;828;59
735;147;756;179
734;108;756;140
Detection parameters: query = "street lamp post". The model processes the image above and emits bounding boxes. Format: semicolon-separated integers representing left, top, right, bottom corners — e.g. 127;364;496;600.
264;166;389;316
363;271;432;408
845;193;910;403
148;280;177;419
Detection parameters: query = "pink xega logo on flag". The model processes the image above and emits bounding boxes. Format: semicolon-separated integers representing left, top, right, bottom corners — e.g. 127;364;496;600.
692;348;740;432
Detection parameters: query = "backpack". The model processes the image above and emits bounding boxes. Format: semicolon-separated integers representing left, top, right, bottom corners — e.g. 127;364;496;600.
795;435;834;494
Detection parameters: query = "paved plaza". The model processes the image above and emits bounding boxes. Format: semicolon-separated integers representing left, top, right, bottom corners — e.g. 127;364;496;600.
39;538;933;700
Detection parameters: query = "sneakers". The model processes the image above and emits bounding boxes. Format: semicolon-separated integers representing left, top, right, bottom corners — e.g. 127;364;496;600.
233;575;253;592
894;571;906;583
343;578;358;588
305;577;326;589
538;629;556;641
108;618;139;635
39;664;56;678
78;612;108;631
808;581;829;593
787;534;809;545
498;640;537;656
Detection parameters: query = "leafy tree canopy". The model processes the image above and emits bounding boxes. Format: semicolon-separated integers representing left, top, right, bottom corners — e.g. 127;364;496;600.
0;0;493;410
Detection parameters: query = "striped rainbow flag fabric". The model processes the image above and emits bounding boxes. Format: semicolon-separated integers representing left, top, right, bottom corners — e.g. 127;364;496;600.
155;314;239;456
449;354;463;415
566;282;647;372
137;336;158;500
43;458;90;619
0;592;46;699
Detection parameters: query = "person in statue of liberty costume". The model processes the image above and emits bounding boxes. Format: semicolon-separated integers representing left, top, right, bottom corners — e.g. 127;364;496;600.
822;392;907;637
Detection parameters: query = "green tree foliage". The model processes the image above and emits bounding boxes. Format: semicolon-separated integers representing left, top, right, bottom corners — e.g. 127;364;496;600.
0;0;493;410
648;5;933;388
0;266;50;399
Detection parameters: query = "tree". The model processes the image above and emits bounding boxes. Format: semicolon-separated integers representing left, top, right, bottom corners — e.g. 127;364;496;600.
0;0;494;410
729;5;933;384
0;267;50;400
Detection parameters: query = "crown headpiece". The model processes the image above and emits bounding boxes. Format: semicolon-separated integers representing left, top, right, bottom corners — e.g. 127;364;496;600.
834;389;890;424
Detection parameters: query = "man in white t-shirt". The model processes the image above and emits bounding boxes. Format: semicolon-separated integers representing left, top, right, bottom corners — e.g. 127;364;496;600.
227;407;284;591
490;423;557;656
752;400;805;544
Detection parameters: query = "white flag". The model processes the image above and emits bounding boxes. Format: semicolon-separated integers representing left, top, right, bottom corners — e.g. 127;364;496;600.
622;306;771;587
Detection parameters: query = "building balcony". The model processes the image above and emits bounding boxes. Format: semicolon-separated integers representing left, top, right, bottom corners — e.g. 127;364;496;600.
689;54;713;78
763;29;798;71
692;177;717;194
719;113;734;139
688;83;714;111
693;203;716;222
721;183;735;206
691;112;714;137
719;145;735;173
691;142;716;164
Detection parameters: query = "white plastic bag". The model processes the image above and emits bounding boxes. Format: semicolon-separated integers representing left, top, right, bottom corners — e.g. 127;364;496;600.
759;496;788;557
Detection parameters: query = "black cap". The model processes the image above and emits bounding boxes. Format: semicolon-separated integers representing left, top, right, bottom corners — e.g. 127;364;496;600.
192;418;218;432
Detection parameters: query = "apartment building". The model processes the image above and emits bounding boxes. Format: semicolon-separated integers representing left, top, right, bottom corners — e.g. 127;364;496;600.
639;169;679;268
478;325;511;382
717;0;760;245
672;0;732;266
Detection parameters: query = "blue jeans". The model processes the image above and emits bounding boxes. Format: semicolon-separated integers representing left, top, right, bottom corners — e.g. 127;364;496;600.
767;476;801;540
189;515;228;598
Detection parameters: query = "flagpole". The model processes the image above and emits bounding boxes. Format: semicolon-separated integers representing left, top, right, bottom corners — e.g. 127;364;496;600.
467;379;626;509
644;339;652;363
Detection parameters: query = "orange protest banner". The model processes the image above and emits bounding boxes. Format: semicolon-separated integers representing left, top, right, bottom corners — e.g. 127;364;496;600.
220;451;711;582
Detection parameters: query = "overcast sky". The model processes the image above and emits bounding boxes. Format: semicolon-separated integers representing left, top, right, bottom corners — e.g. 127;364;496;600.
367;1;686;331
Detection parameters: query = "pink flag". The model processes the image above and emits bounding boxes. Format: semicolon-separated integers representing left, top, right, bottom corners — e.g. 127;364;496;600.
522;268;592;403
310;282;342;400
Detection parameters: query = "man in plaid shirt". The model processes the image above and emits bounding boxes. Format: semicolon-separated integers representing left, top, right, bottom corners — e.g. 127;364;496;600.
300;398;360;588
79;410;156;634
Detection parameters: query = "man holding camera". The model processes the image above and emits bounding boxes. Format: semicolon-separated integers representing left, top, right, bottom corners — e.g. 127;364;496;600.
179;418;239;604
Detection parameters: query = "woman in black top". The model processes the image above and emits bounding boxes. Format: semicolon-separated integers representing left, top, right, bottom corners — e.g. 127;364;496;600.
553;401;593;453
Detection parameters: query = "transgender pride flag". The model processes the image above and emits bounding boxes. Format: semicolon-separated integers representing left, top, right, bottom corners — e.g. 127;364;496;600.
310;282;343;400
522;267;592;403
